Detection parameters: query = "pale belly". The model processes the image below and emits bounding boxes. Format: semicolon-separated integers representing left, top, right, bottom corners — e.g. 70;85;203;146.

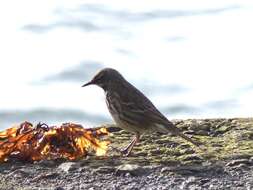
111;113;148;134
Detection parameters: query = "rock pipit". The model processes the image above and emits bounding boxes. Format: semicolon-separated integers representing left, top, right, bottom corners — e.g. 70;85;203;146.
82;68;199;156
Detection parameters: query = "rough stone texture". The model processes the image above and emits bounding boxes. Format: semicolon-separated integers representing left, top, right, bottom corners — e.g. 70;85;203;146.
0;118;253;190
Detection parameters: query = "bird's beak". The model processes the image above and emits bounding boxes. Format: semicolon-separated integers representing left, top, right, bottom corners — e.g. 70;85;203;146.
82;81;93;87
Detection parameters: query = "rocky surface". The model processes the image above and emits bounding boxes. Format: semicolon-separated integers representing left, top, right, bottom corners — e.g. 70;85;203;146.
0;118;253;190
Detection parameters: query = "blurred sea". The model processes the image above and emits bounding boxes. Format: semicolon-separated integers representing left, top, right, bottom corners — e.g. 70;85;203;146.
0;0;253;130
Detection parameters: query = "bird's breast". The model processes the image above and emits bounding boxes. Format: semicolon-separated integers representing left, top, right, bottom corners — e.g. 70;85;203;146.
105;92;146;134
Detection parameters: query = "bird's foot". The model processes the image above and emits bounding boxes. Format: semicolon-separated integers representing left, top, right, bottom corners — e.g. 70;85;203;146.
120;147;131;157
108;146;130;156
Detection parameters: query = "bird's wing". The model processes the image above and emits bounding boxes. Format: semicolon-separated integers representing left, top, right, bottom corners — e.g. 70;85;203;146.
116;83;201;147
118;82;174;128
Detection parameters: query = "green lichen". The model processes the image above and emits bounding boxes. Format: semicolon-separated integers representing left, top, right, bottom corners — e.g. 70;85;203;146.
106;118;253;165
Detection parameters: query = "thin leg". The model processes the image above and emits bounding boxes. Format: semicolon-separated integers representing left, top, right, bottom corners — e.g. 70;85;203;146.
120;133;140;156
120;137;136;154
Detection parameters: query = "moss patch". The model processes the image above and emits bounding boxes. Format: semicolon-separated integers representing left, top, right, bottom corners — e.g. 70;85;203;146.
106;118;253;165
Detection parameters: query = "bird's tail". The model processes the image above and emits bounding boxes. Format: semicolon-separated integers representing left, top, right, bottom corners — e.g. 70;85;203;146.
155;122;201;147
176;132;200;147
169;123;202;147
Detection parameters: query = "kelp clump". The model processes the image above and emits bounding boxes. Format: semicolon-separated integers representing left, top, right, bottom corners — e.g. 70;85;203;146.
0;122;110;162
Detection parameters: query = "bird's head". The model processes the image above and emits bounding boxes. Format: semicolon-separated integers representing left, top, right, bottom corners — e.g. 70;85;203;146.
82;68;124;90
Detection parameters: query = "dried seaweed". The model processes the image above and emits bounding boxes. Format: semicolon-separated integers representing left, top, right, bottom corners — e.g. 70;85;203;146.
0;122;110;162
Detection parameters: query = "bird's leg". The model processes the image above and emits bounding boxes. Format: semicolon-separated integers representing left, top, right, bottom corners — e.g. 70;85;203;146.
120;133;140;156
120;137;136;155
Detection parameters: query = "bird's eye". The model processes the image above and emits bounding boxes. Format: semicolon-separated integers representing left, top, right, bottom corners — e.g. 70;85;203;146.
94;74;103;83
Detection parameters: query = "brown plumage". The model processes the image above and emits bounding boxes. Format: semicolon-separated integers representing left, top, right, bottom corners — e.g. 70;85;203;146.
82;68;199;156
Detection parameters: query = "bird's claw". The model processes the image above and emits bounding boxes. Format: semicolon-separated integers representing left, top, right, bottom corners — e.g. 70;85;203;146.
120;148;130;157
108;146;130;156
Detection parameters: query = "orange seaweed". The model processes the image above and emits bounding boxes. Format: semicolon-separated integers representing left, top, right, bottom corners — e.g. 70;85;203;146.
0;122;110;162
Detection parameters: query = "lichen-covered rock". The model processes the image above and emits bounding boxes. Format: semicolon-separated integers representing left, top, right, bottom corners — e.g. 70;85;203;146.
0;118;253;190
108;118;253;165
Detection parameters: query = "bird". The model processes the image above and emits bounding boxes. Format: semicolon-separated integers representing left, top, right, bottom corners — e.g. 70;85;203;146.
82;68;199;156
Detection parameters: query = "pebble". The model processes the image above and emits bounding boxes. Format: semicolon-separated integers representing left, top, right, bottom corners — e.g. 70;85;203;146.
226;159;251;167
116;164;144;176
57;162;80;173
93;166;115;174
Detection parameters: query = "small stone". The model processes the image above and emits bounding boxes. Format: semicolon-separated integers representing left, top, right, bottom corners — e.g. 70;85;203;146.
149;149;163;155
187;176;197;183
226;159;251;167
161;167;170;173
93;166;115;174
231;119;238;124
195;130;209;136
200;178;210;184
184;130;195;135
215;125;232;134
181;154;203;162
230;163;248;170
7;169;30;178
116;164;144;176
197;123;211;131
201;161;212;167
172;119;183;125
179;176;197;189
31;172;59;182
57;162;80;173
